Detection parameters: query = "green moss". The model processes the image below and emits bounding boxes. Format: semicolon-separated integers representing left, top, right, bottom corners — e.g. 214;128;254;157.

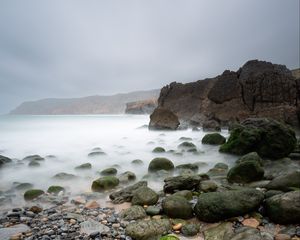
202;133;226;145
24;189;44;201
91;176;119;192
148;158;174;172
47;185;65;194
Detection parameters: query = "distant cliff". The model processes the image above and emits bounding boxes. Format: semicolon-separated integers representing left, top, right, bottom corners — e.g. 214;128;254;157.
150;60;300;128
125;99;157;114
10;89;160;115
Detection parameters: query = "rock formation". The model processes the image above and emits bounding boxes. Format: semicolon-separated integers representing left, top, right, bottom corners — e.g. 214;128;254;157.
150;60;299;128
125;99;157;114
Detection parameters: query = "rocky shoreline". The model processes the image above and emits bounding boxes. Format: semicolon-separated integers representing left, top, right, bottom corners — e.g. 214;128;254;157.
1;118;300;240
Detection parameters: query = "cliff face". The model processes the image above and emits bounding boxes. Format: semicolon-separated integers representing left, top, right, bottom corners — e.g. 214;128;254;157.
125;99;157;114
153;60;299;127
10;90;160;115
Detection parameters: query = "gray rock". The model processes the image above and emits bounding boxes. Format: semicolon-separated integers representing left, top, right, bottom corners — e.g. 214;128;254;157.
131;187;158;206
265;170;300;191
0;224;30;240
120;205;147;220
162;195;193;219
80;219;110;235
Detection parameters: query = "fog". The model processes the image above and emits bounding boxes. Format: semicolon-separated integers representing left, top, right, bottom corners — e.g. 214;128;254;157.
0;0;299;114
0;115;233;209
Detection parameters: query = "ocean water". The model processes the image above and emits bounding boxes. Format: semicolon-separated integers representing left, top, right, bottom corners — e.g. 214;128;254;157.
0;114;235;209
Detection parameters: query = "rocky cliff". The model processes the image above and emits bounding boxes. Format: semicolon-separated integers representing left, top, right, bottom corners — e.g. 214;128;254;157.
125;99;157;114
151;60;300;128
10;89;160;115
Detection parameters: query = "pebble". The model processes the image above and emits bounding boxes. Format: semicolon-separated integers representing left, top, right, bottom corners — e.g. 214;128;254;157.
172;223;182;231
242;218;260;228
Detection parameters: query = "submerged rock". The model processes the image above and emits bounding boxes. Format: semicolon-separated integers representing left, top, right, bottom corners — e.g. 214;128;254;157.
0;155;12;167
148;157;174;172
131;186;159;206
194;189;264;222
100;167;118;176
109;181;147;204
75;163;92;170
28;160;40;167
53;172;77;180
220;118;296;158
118;171;136;183
88;151;106;157
149;108;180;130
24;189;45;201
162;195;193;219
202;133;226;145
23;155;45;161
131;159;144;165
91;176;119;192
265;190;300;224
14;182;33;191
152;147;166;153
178;141;196;150
126;219;171;240
47;185;65;195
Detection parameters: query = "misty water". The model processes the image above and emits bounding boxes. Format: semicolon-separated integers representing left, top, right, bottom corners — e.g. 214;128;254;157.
0;115;235;210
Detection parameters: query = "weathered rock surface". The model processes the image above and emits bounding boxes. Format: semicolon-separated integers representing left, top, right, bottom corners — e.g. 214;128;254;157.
120;205;147;220
265;191;300;224
148;157;174;172
220;118;296;158
91;176;119;192
194;189;264;222
162;195;193;219
265;170;300;191
131;186;159;206
125;99;157;114
150;60;299;128
163;175;202;193
125;219;171;240
149;108;180;130
109;181;147;204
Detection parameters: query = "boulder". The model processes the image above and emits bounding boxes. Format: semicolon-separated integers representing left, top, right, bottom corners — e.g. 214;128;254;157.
88;151;106;157
149;108;180;130
100;167;117;176
163;175;202;193
198;180;218;192
118;171;136;183
109;181;147;204
14;183;33;191
28;160;40;167
172;190;193;200
202;133;226;145
265;191;300;224
265;170;300;191
203;222;233;240
145;206;161;216
227;153;264;183
148;158;174;172
220;118;296;159
75;163;92;170
152;147;166;153
91;176;119;192
120;205;147;220
131;186;159;206
178;141;196;149
175;163;198;172
126;219;171;240
194;189;264;222
0;155;12;167
24;189;45;201
224;227;266;240
23;155;44;161
181;223;199;237
47;185;65;195
131;159;144;165
52;172;77;180
162;195;193;219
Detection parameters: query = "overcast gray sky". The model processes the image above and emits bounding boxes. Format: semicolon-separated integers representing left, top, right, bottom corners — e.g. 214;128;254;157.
0;0;299;114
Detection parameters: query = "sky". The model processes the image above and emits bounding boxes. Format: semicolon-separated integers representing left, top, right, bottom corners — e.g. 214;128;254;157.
0;0;299;114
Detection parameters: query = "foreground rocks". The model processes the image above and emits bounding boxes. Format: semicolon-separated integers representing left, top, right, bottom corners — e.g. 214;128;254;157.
194;189;264;222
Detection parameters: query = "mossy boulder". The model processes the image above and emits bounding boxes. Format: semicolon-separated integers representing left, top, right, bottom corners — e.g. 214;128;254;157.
47;185;65;195
198;180;218;192
219;118;296;159
118;171;136;183
131;186;159;206
148;158;174;172
181;223;199;237
152;147;166;153
91;176;119;192
173;190;193;200
265;170;300;191
162;195;193;219
160;235;180;240
194;189;264;222
175;163;199;172
178;142;196;149
202;133;226;145
75;163;92;170
227;152;264;183
24;189;45;201
100;167;117;176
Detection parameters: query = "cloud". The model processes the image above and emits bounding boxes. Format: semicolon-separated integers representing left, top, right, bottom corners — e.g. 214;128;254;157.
0;0;299;113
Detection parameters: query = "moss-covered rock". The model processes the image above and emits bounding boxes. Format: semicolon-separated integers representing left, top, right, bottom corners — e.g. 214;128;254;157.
118;171;136;183
160;235;180;240
152;147;166;153
198;180;218;192
202;133;226;145
178;142;196;149
194;189;264;222
100;167;118;176
91;176;119;192
181;223;199;237
47;185;65;195
148;158;174;172
219;118;296;159
131;186;159;206
162;195;193;219
24;189;44;201
265;170;300;191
